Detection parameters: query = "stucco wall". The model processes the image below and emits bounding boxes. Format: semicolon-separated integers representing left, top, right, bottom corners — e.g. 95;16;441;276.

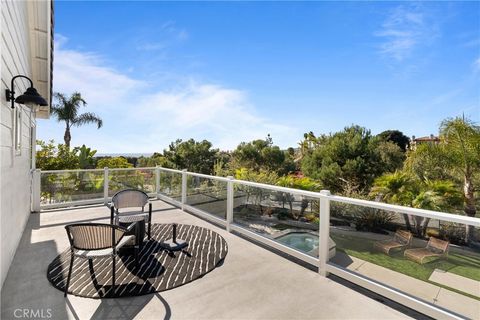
0;0;37;290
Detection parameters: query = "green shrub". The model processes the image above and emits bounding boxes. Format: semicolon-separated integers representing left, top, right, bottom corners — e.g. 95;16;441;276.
439;223;467;245
277;210;290;220
354;208;395;233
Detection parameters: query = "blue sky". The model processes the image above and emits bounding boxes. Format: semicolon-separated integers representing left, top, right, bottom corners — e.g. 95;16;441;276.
37;1;480;153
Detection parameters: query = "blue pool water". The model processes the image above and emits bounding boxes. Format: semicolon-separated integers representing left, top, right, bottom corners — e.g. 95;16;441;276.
276;232;319;253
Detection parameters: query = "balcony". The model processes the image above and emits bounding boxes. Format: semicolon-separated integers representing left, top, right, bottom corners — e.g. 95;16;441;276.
2;167;479;319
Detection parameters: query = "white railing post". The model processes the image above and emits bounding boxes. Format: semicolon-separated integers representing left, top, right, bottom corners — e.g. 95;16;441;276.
181;169;187;210
32;169;41;212
226;176;234;232
319;190;331;277
155;166;161;199
104;167;109;205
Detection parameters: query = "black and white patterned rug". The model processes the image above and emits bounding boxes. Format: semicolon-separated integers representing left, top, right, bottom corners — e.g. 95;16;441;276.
47;224;228;298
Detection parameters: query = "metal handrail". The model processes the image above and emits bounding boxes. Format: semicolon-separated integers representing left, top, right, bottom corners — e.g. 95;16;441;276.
185;171;231;182
41;168;105;174
108;167;156;172
330;194;480;227
37;166;480;227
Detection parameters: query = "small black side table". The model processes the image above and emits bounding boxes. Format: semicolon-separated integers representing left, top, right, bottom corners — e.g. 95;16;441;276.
118;215;146;249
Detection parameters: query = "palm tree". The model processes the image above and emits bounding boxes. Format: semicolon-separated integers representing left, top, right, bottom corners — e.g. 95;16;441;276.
406;116;480;243
371;172;462;237
411;180;462;236
51;92;103;149
370;171;416;231
297;131;318;162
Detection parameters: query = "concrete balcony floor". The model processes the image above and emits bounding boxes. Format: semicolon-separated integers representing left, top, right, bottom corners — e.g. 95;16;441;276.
1;200;420;320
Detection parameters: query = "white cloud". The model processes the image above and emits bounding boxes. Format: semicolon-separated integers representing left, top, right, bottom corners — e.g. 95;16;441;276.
140;83;255;127
135;20;188;52
160;20;189;41
134;82;296;150
375;5;437;61
474;57;480;72
40;35;297;153
54;37;144;107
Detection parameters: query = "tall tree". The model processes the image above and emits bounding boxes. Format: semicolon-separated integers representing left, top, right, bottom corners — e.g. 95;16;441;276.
164;139;219;174
51;92;103;149
96;157;132;169
297;131;318;161
301;125;404;194
36;140;80;170
231;136;294;175
377;130;410;152
406;117;480;243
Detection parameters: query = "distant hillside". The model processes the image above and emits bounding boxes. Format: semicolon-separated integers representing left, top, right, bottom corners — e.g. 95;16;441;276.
95;153;153;158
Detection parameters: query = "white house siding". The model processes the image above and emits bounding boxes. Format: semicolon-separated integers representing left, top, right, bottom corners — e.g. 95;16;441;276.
0;0;52;290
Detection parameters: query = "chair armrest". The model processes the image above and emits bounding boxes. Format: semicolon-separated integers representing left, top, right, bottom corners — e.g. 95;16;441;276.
111;224;129;250
126;222;136;232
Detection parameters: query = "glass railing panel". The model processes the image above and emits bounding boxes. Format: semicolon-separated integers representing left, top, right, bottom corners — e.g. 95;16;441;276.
185;175;227;220
41;170;104;205
158;170;182;201
108;168;155;197
329;201;480;319
232;183;323;258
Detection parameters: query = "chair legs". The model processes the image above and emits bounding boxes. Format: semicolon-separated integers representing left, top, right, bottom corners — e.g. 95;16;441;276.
112;255;116;294
88;259;94;273
64;254;74;297
134;245;139;268
148;221;151;240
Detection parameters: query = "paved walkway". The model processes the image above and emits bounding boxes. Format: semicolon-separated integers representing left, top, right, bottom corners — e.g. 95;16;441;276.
429;269;480;298
331;252;480;319
1;200;413;320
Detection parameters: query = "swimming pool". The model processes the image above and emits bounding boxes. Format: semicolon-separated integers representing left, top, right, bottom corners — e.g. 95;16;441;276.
275;231;336;258
276;232;319;252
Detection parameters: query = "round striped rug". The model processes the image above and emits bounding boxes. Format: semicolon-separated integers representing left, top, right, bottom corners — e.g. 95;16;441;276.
47;224;228;298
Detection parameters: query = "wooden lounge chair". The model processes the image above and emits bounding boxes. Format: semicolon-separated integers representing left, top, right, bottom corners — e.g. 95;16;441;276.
404;237;449;264
373;230;412;255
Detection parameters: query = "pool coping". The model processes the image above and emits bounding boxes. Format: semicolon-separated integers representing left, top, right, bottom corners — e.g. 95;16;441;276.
271;228;336;258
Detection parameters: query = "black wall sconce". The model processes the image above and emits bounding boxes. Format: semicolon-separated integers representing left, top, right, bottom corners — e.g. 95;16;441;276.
5;75;48;110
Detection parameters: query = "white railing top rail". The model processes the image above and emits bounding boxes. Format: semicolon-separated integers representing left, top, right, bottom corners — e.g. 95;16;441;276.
185;171;231;182
330;194;480;227
38;166;480;227
41;167;161;174
234;178;325;198
156;167;183;174
41;168;105;174
109;167;156;172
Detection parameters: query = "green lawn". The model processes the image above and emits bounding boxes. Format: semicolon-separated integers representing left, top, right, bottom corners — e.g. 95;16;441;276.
331;233;480;299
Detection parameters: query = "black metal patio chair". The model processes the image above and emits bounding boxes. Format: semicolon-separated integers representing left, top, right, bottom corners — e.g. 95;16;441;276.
110;189;153;240
64;223;137;297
